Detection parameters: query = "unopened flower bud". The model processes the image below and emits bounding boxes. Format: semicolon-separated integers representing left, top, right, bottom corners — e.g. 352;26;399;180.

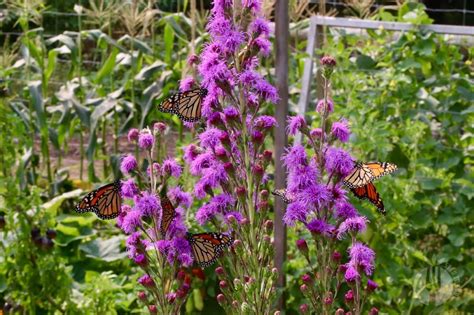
233;278;242;290
153;122;167;133
0;215;5;229
127;128;139;142
138;291;147;301
274;312;281;315
177;270;186;281
369;307;379;315
301;274;313;284
232;300;239;308
215;146;228;159
208;112;223;126
262;150;272;162
219;280;227;289
219;132;230;145
148;305;157;314
344;290;354;302
332;251;342;262
235;186;246;197
215;266;225;276
251;130;264;144
258;200;269;211
252;164;264;180
187;54;199;65
223;162;234;174
264;220;273;232
335;309;345;315
296;239;309;255
240;218;250;225
217;293;226;305
300;284;308;293
263;235;271;244
367;279;378;292
324;296;333;305
233;239;242;248
321;55;336;67
300;304;309;313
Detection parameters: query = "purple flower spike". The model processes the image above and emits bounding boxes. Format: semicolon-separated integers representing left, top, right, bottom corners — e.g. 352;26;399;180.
349;242;376;276
331;119;350;143
180;77;195;92
335;201;359;219
337;216;368;239
281;145;308;170
254;115;277;130
324;147;354;177
283;201;308;226
121;210;142;234
287;115;307;135
306;218;334;236
162;158;182;178
138;129;154;149
120;154;137;174
344;264;360;282
136;192;161;218
199;128;223;149
367;279;378;291
121;179;139;199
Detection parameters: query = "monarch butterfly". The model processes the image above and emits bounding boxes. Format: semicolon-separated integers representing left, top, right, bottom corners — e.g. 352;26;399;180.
158;88;208;122
160;195;177;238
272;189;294;204
343;162;397;189
350;182;385;215
75;180;122;220
186;232;233;268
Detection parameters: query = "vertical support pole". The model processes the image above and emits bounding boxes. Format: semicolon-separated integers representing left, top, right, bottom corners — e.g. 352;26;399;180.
274;0;289;310
295;16;318;144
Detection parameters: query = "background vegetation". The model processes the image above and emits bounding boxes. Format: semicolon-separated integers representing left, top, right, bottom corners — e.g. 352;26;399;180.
0;0;472;313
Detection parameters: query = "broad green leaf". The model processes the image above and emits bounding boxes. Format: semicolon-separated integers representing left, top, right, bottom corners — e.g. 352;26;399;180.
95;48;119;83
79;236;127;262
41;189;83;215
164;23;175;64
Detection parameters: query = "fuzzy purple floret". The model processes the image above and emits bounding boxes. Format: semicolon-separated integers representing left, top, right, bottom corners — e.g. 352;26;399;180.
306;218;334;236
162;158;182;178
331;119;350;143
344;264;360;282
337;216;368;239
199;128;223;149
287;115;307;135
283;201;309;226
168;186;192;208
121;210;142;234
138;132;154;149
180;77;195;92
136;192;161;219
335;201;359;219
349;242;376;276
324;147;354;177
120;154;137;174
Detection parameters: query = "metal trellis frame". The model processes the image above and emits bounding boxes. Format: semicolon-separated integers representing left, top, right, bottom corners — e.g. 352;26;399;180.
296;16;474;142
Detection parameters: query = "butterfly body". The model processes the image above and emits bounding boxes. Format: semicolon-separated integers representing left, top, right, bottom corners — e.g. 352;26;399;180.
158;88;207;122
75;180;122;220
186;232;233;268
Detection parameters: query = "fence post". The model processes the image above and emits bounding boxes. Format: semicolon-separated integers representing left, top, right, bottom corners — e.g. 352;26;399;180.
274;0;289;310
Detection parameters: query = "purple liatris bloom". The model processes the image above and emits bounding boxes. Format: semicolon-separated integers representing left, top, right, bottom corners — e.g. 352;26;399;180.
324;147;354;177
367;279;378;291
199;128;224;149
331;119;350;142
306;218;334;236
134;253;148;266
335;201;358;219
337;216;368;239
180;76;195;92
299;184;331;209
172;237;193;267
162;158;182;178
121;210;142;234
121;179;139;199
287;115;307;135
138;129;154;149
349;242;376;276
254;115;277;130
283;201;308;226
344;264;360;282
136;192;161;219
281;145;308;170
120;154;137;174
167;186;192;208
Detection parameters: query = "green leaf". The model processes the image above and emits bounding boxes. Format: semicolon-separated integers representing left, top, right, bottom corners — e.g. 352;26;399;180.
45;49;58;82
193;288;204;311
412;250;431;265
95;48;119;83
356;54;376;70
41;189;83;215
79;236;127;262
134;60;165;81
28;80;46;130
164;23;175;64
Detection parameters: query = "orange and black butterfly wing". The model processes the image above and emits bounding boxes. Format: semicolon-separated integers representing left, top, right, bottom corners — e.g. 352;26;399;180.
75;181;122;220
351;182;385;215
160;196;177;237
364;162;398;180
158;93;180;114
175;88;207;122
186;232;233;268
